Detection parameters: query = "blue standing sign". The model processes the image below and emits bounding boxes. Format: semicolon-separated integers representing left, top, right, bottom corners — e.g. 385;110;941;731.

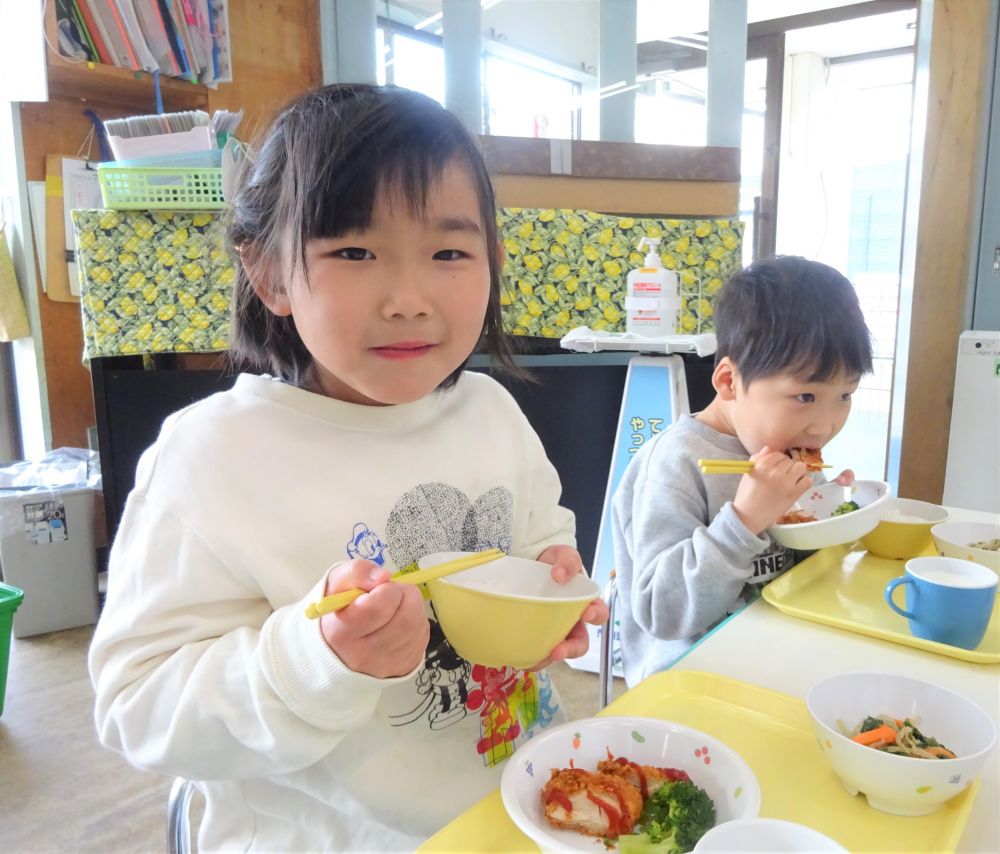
569;355;690;674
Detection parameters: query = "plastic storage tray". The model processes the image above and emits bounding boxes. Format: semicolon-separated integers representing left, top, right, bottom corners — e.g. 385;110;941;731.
419;671;979;853
98;165;225;210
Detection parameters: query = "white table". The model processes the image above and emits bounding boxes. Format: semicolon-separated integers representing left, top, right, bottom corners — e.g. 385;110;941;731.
671;508;1000;852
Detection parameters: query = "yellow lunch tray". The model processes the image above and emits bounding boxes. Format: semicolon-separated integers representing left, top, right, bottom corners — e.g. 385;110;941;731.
762;545;1000;664
419;670;978;853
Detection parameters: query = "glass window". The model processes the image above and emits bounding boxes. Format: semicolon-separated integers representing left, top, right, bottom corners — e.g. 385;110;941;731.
378;23;581;138
635;70;707;147
634;58;768;265
484;53;579;138
389;32;446;105
781;52;915;480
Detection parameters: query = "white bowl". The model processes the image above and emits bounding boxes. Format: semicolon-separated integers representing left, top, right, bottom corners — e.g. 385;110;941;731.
806;672;997;816
931;521;1000;574
500;716;761;852
693;818;846;852
768;480;891;550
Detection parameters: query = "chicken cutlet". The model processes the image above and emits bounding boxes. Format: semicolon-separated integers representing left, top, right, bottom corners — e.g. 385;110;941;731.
786;447;824;470
775;509;818;524
597;753;691;799
540;767;643;838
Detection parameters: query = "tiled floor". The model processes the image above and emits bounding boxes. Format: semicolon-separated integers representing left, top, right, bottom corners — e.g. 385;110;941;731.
0;626;625;852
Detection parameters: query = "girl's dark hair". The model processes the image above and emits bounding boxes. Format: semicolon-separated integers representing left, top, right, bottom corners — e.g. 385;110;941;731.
225;84;521;387
715;255;873;386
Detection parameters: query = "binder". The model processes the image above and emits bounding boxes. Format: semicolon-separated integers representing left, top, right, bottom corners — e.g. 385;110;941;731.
110;0;159;72
96;0;140;69
77;0;113;65
133;0;181;75
157;0;189;75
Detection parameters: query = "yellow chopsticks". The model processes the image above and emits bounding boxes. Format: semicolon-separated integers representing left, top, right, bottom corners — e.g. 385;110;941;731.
698;459;754;474
698;458;831;475
304;548;504;619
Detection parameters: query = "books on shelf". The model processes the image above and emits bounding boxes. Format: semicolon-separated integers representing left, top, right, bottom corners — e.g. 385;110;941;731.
52;0;232;84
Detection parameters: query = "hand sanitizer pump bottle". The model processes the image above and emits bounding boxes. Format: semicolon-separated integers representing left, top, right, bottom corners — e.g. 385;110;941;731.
625;237;680;336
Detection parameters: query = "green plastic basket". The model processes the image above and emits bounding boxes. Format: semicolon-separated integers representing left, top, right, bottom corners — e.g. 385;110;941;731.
0;582;24;717
98;165;226;210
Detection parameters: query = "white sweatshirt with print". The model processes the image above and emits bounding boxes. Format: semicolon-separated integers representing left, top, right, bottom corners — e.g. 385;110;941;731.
89;371;575;852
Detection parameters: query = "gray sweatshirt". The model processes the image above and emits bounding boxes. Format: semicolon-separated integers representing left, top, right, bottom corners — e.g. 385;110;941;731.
611;414;796;687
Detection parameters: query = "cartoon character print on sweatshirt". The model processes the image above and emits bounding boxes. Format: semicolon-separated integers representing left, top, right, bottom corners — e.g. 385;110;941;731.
346;522;388;566
388;620;471;730
381;481;558;767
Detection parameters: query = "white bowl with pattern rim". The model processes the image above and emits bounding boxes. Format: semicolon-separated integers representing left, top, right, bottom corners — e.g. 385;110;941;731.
500;716;760;852
806;672;997;816
769;480;891;550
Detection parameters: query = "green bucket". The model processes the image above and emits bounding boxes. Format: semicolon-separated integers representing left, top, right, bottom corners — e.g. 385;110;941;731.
0;582;24;717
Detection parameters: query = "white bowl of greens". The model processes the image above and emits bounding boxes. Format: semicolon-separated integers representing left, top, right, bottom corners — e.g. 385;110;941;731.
806;672;997;816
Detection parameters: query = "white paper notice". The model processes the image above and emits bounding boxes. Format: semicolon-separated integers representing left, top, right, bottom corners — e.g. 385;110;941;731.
62;159;103;296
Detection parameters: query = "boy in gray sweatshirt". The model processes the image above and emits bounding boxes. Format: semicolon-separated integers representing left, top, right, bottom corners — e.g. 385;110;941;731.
611;256;874;686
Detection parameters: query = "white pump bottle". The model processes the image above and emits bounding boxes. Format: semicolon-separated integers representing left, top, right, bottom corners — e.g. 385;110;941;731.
625;237;681;337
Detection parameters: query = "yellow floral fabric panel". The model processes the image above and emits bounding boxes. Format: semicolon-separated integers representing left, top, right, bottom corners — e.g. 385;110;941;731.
73;207;742;358
498;209;743;338
73;209;234;358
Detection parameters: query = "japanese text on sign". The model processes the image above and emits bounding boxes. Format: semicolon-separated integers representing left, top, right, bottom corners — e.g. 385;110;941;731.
629;416;665;453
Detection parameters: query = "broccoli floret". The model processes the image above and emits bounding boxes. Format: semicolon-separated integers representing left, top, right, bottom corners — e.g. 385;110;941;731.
831;500;860;516
617;831;671;854
632;780;717;854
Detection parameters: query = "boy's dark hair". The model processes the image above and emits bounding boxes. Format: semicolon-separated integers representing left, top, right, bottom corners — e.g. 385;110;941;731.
715;255;873;385
225;84;521;387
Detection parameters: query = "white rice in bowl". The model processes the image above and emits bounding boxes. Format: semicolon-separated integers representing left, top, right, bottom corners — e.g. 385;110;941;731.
881;509;935;524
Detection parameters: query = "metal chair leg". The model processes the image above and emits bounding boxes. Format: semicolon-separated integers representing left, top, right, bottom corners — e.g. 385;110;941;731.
598;572;619;710
167;777;196;854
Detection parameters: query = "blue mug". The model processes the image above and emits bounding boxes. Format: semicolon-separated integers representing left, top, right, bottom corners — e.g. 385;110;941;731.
884;556;997;650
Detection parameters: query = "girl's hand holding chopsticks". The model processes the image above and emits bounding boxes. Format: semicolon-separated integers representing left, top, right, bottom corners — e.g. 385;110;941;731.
313;558;431;679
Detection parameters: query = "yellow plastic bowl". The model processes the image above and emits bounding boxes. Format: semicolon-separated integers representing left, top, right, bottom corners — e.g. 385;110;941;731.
861;498;950;560
419;551;600;669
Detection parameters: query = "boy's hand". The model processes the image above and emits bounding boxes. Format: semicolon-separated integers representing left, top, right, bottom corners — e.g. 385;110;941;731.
732;445;814;535
319;560;430;679
832;468;855;486
528;545;610;669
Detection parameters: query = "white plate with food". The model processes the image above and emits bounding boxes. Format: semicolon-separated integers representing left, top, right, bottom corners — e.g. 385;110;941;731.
768;480;892;550
500;716;760;853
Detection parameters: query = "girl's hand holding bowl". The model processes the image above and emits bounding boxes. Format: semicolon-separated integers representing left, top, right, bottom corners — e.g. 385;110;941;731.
533;544;609;668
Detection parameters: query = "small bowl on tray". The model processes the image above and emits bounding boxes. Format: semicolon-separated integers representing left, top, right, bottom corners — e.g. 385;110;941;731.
806;672;997;816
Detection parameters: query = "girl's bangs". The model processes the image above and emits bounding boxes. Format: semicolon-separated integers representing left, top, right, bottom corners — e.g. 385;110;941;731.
304;134;465;243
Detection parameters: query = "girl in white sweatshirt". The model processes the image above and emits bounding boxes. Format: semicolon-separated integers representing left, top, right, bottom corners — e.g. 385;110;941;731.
89;84;608;853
